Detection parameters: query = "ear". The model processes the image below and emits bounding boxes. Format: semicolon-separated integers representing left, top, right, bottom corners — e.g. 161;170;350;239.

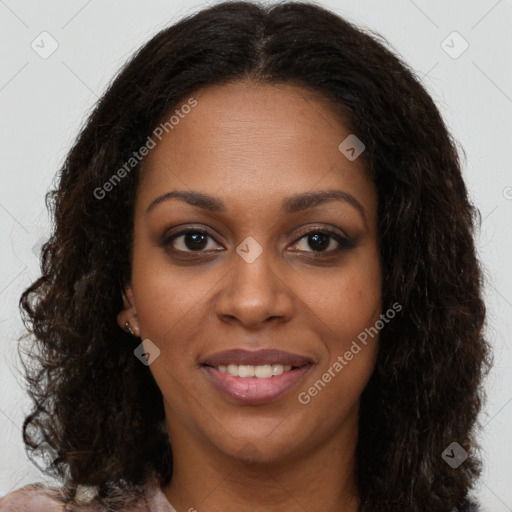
117;284;141;337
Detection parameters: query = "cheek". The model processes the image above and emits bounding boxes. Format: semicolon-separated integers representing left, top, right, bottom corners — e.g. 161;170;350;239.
298;254;381;345
130;236;217;343
296;254;381;404
130;262;211;404
297;270;381;421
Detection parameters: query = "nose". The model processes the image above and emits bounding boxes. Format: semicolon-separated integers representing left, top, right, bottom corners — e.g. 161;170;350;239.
214;248;294;329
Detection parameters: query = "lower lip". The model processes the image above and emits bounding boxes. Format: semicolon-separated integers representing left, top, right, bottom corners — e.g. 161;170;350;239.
202;365;312;405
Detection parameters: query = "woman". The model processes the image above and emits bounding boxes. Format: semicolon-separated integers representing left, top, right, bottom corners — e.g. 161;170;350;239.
0;1;491;511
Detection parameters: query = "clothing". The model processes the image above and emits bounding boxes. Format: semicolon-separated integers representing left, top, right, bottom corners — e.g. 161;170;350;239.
0;474;177;512
1;480;482;511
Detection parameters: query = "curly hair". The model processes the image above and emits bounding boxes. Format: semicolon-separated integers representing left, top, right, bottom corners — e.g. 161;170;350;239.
18;1;492;510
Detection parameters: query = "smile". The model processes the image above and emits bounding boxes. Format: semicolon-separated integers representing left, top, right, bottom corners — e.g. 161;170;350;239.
202;363;312;405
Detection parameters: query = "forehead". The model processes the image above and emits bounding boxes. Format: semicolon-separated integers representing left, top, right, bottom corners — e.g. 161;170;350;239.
136;81;376;220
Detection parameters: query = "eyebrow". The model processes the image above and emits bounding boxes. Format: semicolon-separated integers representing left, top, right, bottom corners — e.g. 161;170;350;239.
146;189;368;228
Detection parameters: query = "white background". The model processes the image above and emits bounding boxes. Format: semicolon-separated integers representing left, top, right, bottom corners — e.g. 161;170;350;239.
0;1;511;510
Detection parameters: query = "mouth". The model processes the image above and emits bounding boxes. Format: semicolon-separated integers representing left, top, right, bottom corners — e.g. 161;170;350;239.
201;349;313;404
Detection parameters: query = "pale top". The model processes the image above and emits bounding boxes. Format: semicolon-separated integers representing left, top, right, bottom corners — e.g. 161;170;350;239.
0;477;483;511
0;472;177;512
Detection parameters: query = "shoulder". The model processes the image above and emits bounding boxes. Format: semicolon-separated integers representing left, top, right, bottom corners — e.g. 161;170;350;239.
0;483;101;512
0;483;67;511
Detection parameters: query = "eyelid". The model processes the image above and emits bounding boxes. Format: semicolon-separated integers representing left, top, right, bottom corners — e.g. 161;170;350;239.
291;223;350;243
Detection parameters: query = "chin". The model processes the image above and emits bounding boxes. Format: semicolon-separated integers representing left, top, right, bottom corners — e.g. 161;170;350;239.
211;427;310;467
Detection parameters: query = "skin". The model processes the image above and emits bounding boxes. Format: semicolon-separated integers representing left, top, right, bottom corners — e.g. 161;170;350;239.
117;80;381;512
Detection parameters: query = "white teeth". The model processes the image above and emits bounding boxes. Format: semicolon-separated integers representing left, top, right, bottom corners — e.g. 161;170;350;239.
239;365;255;378
226;364;239;376
217;364;293;378
255;365;273;378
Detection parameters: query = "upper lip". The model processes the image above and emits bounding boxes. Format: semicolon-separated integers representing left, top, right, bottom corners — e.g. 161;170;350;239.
202;349;313;367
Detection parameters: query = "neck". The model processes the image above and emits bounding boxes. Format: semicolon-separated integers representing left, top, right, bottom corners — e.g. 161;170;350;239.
162;404;361;512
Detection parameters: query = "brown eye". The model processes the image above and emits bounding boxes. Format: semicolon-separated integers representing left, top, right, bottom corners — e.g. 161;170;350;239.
163;229;222;253
290;229;354;254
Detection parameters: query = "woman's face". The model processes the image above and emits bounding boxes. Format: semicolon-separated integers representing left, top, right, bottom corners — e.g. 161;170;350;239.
121;81;381;464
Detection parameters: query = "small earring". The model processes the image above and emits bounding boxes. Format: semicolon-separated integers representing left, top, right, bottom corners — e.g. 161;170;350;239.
125;322;135;336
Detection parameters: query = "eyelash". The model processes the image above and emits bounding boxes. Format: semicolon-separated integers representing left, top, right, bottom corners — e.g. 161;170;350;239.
161;226;354;258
